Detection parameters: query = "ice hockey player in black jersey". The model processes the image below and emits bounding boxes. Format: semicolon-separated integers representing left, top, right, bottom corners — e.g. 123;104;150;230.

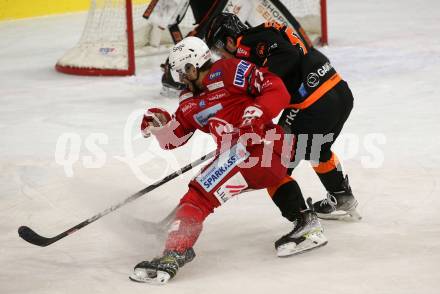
205;13;361;222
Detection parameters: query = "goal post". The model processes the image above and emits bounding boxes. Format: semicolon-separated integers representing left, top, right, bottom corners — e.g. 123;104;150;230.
55;0;327;76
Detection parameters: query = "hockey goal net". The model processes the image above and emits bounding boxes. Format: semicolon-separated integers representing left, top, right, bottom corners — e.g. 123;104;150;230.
55;0;327;76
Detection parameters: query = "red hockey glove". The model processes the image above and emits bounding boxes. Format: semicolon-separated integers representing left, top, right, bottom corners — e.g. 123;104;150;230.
238;105;267;145
140;107;172;138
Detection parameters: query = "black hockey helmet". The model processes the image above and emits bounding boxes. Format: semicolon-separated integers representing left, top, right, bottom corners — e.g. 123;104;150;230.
205;12;248;50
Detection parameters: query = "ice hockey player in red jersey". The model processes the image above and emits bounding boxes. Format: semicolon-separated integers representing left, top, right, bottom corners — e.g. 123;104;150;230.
130;36;327;284
205;13;361;222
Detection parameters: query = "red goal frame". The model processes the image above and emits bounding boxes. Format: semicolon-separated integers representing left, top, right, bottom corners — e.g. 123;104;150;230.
55;0;136;76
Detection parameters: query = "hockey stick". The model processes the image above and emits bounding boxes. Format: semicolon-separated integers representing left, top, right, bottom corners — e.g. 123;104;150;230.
168;23;185;44
142;0;191;44
143;0;161;19
186;0;228;38
166;0;191;43
18;150;216;247
137;205;178;234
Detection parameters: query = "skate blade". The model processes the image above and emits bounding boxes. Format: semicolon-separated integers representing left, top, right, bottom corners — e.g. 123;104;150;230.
317;207;362;221
277;231;328;257
129;269;170;285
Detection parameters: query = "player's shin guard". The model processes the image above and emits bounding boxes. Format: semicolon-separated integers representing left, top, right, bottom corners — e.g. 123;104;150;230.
130;189;213;284
267;176;307;222
164;186;217;252
164;204;207;253
313;152;345;192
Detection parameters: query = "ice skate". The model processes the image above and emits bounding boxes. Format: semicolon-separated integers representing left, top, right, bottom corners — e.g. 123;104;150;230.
313;176;361;221
129;248;195;284
275;198;328;257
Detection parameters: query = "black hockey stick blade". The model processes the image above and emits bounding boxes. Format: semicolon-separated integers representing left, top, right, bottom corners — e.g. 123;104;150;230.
18;226;56;247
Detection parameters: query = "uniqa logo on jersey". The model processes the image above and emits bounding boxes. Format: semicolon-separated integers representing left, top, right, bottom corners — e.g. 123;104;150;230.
196;144;250;192
233;60;251;87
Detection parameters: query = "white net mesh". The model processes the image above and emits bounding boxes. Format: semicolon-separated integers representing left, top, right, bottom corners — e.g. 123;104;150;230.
56;0;324;75
281;0;322;35
283;0;321;17
57;1;150;72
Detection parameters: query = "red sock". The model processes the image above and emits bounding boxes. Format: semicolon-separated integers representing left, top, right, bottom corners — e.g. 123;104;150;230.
164;188;215;252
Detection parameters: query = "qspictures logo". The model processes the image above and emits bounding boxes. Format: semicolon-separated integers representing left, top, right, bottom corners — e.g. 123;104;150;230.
54;110;387;182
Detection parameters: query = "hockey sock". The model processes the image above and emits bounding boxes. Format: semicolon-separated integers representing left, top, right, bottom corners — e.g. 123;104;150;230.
312;152;345;192
164;188;215;253
267;176;307;222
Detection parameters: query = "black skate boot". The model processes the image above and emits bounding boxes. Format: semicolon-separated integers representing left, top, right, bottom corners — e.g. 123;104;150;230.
129;248;195;284
313;176;361;221
275;198;328;257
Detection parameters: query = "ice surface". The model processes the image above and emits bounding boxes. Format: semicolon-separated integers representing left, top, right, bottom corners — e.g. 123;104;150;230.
1;0;440;293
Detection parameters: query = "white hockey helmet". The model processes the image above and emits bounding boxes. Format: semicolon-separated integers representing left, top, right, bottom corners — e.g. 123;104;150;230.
168;36;212;82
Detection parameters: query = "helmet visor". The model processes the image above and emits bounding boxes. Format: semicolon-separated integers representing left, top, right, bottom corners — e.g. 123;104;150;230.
170;63;196;83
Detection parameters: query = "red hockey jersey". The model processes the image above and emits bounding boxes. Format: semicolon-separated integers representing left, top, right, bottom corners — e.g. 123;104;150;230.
153;58;290;150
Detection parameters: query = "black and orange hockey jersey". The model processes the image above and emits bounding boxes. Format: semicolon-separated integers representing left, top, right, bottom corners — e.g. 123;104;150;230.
234;21;342;109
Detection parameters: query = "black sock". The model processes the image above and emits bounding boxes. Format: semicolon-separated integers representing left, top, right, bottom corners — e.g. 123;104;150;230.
271;180;307;222
316;166;345;192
